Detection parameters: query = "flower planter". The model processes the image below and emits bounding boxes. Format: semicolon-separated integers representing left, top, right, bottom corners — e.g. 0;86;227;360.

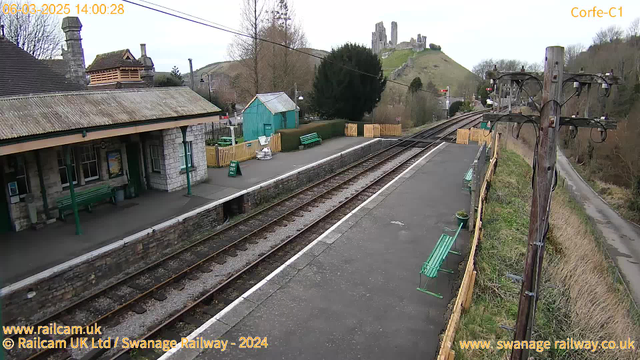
456;213;469;229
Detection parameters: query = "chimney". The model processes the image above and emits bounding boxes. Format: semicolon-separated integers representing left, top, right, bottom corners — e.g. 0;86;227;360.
61;17;87;87
138;43;155;87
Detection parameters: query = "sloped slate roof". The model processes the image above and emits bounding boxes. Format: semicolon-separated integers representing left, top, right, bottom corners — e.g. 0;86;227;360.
40;59;69;76
0;87;221;141
86;49;143;72
0;36;85;97
245;92;297;115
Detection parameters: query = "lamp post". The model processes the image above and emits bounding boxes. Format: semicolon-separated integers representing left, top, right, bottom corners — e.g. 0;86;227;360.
294;82;303;127
200;73;212;103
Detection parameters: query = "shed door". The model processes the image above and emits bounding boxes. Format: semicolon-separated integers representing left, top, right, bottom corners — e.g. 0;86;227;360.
264;124;273;137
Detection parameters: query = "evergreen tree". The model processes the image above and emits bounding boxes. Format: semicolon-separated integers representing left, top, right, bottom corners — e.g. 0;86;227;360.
311;43;386;121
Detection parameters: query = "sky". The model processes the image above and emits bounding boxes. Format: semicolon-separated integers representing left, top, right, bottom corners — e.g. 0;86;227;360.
27;0;640;73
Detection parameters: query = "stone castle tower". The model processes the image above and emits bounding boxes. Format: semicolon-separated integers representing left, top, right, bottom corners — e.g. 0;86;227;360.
391;21;398;47
61;17;87;87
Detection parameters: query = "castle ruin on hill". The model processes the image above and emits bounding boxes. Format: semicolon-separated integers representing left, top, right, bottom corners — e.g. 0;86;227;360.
371;21;426;55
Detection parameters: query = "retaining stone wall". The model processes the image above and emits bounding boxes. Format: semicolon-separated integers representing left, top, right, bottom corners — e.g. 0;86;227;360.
1;139;393;324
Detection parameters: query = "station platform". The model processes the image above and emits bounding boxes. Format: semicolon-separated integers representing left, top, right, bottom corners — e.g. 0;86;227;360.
0;137;372;286
165;143;479;360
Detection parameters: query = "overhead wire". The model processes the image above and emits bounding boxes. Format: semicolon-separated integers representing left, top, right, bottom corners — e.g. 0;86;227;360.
121;0;427;93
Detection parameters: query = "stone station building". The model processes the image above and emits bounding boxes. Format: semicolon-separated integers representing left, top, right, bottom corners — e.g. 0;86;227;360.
0;88;221;233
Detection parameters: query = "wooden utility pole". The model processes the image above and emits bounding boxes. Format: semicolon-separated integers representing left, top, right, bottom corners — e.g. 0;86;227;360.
510;46;564;360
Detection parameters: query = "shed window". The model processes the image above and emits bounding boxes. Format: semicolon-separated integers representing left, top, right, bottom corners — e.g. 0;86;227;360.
150;145;162;173
57;149;78;187
178;142;193;169
79;145;100;181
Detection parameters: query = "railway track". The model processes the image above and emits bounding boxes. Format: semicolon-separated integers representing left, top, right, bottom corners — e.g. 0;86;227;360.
4;111;484;360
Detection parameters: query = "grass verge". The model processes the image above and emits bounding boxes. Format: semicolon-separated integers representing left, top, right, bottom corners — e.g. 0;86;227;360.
454;149;640;360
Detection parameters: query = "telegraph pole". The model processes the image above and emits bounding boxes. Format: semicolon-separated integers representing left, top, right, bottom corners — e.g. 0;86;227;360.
510;46;564;360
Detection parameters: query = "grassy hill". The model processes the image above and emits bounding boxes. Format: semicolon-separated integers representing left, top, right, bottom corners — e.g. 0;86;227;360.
381;49;478;97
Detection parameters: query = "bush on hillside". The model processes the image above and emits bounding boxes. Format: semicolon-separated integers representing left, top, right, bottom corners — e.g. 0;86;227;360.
278;120;345;151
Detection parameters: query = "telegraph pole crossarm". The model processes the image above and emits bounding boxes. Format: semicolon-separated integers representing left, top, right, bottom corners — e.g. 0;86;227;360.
481;48;620;360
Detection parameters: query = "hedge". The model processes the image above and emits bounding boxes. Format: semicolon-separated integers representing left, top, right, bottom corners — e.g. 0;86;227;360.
278;120;346;152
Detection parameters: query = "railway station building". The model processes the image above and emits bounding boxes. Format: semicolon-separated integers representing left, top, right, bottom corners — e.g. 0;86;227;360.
0;88;221;233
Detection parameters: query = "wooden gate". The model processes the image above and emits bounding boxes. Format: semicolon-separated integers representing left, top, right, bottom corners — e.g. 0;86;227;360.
364;124;381;138
345;123;358;137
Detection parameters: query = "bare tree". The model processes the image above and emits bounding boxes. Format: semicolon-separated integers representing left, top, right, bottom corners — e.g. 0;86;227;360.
0;0;63;59
627;18;640;39
525;61;543;73
472;59;495;79
261;0;308;94
564;43;585;70
593;25;624;45
228;0;266;98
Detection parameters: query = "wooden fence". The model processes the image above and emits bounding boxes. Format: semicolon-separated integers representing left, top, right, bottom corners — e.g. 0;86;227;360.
364;124;380;138
365;124;402;137
470;128;491;144
437;133;500;360
456;129;470;144
378;124;402;136
345;123;358;137
206;133;282;167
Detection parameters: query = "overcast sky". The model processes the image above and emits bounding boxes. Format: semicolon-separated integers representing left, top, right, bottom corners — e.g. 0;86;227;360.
34;0;640;73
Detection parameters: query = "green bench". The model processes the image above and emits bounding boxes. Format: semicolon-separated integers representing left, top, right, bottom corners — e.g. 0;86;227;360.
56;185;115;221
217;137;233;147
300;133;322;147
463;167;473;192
417;223;463;298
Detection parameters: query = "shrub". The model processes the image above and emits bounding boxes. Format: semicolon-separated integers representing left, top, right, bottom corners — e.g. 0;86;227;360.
278;120;346;151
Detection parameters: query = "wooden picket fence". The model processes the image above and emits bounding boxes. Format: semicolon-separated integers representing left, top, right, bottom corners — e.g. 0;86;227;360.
206;133;281;167
437;133;500;360
345;123;358;137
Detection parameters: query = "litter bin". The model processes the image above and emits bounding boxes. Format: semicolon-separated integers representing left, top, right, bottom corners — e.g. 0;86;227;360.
115;188;125;203
25;193;37;224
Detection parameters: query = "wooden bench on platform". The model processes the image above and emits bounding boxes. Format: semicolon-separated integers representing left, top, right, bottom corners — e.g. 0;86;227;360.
417;223;463;298
463;167;473;193
56;184;115;221
300;133;322;148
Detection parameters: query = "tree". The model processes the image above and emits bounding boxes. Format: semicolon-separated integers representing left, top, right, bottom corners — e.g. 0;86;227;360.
564;44;585;70
0;0;63;59
228;0;266;98
170;66;183;83
627;18;639;39
261;0;309;95
408;77;422;94
429;43;441;50
424;80;439;95
311;43;386;121
593;25;623;45
155;66;183;87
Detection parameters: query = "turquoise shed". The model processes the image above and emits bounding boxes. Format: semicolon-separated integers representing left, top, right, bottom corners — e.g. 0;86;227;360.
242;92;298;141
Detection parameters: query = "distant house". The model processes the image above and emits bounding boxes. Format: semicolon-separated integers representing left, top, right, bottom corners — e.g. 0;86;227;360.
86;47;154;89
242;92;298;141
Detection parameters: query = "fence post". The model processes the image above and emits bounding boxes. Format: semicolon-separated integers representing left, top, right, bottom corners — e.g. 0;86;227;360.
469;159;478;229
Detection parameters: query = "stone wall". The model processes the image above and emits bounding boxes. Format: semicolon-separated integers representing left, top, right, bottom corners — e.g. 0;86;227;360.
162;125;208;192
1;202;224;324
7;139;130;231
1;139;393;323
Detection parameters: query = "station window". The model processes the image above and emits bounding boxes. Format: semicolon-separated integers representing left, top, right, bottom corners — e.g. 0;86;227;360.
15;157;29;198
178;142;193;169
57;149;78;187
150;145;162;173
79;145;100;181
